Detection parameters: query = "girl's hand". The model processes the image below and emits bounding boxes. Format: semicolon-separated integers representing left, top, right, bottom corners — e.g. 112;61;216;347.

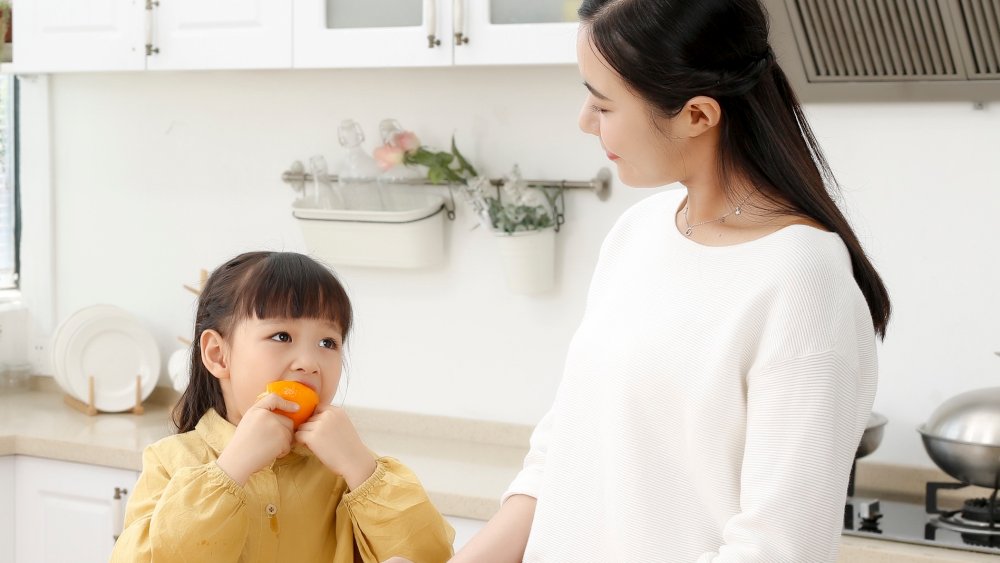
216;393;299;486
295;404;377;489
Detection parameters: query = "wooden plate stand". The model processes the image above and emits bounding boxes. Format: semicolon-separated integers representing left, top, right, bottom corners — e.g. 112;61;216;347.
63;375;146;416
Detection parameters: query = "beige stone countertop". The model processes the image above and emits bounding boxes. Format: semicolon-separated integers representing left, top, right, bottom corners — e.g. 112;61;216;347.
3;378;998;561
0;378;529;520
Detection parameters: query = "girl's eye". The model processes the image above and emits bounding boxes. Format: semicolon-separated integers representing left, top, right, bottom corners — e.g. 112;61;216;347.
590;104;607;114
319;338;339;350
270;332;291;343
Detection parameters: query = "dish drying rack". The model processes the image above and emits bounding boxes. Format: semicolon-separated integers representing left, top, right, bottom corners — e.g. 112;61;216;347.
63;375;147;416
177;269;207;348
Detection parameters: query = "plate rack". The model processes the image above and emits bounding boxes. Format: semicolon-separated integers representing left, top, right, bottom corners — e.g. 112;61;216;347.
64;375;145;416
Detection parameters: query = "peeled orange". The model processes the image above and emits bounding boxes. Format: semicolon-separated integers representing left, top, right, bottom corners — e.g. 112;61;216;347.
260;380;319;428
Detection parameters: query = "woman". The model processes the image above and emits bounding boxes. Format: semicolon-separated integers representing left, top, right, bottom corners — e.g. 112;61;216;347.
452;0;890;561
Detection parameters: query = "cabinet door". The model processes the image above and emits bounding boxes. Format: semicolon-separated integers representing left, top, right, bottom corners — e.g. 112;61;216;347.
293;0;452;68
148;0;292;70
455;0;578;66
14;456;138;563
12;0;145;72
0;457;12;563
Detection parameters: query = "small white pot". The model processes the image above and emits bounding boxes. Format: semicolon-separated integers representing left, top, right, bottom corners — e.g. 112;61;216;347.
494;227;556;294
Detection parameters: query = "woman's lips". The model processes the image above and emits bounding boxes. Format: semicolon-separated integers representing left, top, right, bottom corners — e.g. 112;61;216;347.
606;151;620;161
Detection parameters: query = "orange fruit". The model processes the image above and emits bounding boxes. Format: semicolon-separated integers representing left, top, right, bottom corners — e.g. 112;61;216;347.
262;380;319;429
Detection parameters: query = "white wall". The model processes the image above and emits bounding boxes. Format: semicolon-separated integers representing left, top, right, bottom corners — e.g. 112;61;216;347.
19;66;1000;468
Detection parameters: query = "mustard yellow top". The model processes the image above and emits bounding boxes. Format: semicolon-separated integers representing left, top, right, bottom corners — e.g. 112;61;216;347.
111;409;454;562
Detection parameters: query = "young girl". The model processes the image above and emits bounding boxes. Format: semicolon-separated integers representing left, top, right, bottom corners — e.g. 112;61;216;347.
453;1;891;562
112;251;454;562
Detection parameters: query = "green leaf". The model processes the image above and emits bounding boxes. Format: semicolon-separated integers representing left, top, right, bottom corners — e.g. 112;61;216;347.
451;136;479;177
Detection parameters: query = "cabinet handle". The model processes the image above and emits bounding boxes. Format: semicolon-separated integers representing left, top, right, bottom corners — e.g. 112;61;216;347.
112;487;128;541
145;0;160;56
423;0;441;48
453;0;469;45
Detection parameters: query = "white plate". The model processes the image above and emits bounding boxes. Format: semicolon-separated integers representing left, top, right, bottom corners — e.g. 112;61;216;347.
50;305;131;396
62;312;160;412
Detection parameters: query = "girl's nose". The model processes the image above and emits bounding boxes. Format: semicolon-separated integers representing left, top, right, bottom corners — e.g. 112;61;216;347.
290;349;320;374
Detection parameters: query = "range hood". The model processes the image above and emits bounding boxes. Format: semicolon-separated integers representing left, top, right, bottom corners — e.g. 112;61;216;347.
766;0;1000;101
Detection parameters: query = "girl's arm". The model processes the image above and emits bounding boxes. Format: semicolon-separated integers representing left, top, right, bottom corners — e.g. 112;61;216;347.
450;494;536;563
111;445;250;562
337;457;456;563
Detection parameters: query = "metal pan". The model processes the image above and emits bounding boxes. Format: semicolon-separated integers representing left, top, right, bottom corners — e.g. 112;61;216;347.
856;412;887;459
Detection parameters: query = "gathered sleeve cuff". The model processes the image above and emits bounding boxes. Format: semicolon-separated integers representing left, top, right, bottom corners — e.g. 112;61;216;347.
341;456;455;563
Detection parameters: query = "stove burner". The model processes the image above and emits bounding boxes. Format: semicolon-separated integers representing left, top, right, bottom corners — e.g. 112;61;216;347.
962;498;1000;525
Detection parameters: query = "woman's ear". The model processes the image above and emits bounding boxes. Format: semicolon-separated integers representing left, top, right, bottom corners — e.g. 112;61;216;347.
679;96;722;138
200;329;230;380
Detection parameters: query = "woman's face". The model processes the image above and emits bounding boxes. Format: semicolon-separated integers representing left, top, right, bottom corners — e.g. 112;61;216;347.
576;29;688;188
219;316;344;425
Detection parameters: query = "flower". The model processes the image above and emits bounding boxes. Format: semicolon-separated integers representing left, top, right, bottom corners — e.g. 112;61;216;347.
393;131;421;153
374;130;479;185
373;144;405;171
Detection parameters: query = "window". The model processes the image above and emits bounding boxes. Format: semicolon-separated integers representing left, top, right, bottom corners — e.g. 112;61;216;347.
0;75;16;290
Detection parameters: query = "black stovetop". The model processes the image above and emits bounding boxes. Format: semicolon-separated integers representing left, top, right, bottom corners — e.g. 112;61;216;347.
843;497;1000;556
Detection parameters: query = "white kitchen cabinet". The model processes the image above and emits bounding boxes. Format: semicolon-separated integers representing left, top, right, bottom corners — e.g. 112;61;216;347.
12;0;291;73
13;0;145;72
455;0;578;66
0;457;13;563
293;0;453;68
292;0;577;69
146;0;292;70
14;456;139;563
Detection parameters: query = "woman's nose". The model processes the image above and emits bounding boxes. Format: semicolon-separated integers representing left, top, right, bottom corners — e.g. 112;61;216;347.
578;102;598;135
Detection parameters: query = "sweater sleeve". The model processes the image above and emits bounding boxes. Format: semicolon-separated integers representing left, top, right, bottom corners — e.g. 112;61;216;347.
339;456;455;563
697;351;872;563
502;407;553;504
110;446;250;562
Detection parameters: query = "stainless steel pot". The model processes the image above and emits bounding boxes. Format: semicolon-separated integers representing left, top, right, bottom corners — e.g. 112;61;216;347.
857;412;887;458
918;386;1000;489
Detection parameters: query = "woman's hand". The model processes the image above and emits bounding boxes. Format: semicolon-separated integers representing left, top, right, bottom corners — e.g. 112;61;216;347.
216;393;299;486
295;404;377;489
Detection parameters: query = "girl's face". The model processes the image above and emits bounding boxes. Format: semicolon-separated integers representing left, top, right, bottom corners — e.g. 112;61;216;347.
215;316;344;425
576;29;688;188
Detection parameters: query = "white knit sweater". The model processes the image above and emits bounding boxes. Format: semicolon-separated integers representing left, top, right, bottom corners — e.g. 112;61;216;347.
504;188;877;562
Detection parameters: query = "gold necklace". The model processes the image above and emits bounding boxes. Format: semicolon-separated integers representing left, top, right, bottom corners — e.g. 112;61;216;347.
681;191;756;237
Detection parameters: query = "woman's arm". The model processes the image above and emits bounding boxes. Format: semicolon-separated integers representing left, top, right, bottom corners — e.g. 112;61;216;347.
450;494;536;563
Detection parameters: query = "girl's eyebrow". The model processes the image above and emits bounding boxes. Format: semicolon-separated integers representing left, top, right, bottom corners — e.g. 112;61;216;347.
584;81;611;101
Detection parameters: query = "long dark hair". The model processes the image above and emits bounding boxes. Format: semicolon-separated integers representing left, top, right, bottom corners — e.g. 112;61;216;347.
579;0;890;338
172;251;354;432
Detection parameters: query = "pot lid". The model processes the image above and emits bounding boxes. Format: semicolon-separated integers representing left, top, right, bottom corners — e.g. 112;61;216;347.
919;387;1000;447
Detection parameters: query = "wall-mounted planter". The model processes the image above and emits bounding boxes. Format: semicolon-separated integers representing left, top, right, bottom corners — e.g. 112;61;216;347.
495;227;555;295
292;193;447;269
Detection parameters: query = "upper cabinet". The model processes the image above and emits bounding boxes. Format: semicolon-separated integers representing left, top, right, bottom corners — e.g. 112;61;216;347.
9;0;578;73
12;0;291;72
454;0;578;66
14;0;145;72
148;0;292;70
293;0;452;68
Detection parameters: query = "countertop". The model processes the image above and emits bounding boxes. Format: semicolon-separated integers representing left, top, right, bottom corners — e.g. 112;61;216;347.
2;378;997;562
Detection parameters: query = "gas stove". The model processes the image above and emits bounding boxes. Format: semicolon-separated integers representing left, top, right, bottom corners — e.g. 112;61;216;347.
843;481;1000;556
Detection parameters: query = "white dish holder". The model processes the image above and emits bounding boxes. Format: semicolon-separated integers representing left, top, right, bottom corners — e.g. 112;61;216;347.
292;191;447;269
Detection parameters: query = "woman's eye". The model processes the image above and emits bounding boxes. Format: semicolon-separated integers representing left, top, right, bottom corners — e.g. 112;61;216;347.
319;338;339;350
590;104;607;114
270;332;291;343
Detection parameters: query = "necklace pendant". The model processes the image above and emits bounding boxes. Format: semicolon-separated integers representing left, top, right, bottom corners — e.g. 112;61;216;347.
734;206;741;216
684;227;693;236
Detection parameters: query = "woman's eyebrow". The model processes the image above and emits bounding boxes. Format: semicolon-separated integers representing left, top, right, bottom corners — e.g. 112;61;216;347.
584;81;612;101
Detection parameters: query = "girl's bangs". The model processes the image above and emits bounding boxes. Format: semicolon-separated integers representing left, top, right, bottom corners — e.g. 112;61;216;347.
233;254;352;334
